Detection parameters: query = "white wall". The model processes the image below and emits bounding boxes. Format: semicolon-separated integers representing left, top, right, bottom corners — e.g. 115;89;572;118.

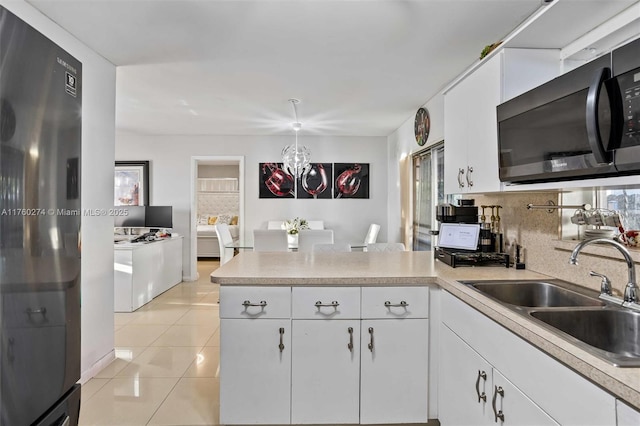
116;133;388;278
387;93;445;244
1;0;117;381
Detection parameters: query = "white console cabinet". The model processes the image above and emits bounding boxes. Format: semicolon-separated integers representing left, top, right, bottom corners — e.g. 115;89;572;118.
114;237;183;312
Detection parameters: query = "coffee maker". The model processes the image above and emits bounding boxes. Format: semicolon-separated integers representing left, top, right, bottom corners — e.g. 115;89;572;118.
436;199;478;225
434;199;510;268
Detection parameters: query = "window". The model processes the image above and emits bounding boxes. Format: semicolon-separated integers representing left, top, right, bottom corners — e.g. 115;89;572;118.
602;189;640;230
412;142;444;251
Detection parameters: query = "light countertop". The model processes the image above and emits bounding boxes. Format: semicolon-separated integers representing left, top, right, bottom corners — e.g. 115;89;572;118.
211;251;640;410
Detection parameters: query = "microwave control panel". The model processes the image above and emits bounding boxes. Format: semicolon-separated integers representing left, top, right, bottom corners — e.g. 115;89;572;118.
619;69;640;146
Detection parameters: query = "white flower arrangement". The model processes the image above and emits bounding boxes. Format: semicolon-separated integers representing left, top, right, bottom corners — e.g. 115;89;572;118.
283;217;309;235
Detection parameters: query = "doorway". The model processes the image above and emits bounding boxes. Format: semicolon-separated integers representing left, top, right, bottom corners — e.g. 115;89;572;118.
189;156;245;281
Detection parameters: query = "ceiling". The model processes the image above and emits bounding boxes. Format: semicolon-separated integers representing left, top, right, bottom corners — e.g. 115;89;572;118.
25;0;638;137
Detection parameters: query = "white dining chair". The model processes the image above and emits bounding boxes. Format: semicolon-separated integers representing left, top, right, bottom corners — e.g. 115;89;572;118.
297;229;334;252
215;223;235;265
267;220;285;230
253;229;289;252
364;223;381;245
307;220;325;230
313;242;351;252
365;242;406;252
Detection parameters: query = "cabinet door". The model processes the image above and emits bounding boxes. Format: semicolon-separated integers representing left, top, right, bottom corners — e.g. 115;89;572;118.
617;399;640;426
291;319;360;424
491;369;559;426
464;53;502;194
360;319;429;424
444;78;469;195
439;324;493;426
220;319;291;425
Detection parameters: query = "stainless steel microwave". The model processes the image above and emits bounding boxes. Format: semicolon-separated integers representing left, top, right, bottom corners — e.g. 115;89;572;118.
497;37;640;184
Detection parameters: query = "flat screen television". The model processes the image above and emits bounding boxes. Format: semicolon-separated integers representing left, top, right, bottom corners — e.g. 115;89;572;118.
114;206;146;227
145;206;173;229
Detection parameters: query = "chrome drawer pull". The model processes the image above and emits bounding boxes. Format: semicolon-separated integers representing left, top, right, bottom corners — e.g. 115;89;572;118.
384;300;408;308
492;385;505;423
368;327;374;352
347;327;354;352
475;370;487;403
242;300;267;307
279;327;285;352
315;300;339;308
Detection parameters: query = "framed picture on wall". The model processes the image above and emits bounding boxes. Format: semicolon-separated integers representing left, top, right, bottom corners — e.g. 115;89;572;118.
297;163;332;199
334;163;369;199
259;162;295;198
115;161;150;206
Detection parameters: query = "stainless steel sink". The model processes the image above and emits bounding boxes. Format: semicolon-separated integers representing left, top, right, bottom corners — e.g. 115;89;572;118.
465;280;605;308
461;279;640;367
530;309;640;367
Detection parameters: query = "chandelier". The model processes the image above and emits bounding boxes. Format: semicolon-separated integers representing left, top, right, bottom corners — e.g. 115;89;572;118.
281;98;311;177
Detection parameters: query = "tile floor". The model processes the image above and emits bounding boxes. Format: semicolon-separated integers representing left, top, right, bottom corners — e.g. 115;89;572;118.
79;259;221;426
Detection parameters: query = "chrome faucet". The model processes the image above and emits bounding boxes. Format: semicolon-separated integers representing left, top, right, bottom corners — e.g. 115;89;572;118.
569;238;638;304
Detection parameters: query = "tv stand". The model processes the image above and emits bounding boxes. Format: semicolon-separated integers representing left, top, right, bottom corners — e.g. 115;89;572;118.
114;236;183;312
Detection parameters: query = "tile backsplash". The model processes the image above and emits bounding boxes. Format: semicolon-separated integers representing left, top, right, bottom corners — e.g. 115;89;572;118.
466;192;637;296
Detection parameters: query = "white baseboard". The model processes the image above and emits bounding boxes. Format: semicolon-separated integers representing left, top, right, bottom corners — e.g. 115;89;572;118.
80;349;115;384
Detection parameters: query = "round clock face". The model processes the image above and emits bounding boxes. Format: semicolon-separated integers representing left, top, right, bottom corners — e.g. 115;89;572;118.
414;107;430;146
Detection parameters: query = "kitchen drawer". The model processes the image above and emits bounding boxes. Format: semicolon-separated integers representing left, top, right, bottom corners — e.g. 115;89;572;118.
292;287;360;319
3;291;67;327
361;286;429;319
220;286;291;319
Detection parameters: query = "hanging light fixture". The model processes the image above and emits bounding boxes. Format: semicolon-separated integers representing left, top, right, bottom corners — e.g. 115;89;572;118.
281;98;311;177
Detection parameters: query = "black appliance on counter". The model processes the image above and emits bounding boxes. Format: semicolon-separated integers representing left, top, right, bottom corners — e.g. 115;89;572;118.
436;199;478;224
497;36;640;184
1;7;82;425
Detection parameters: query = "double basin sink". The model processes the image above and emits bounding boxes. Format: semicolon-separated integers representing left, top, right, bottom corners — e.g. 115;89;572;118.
462;279;640;367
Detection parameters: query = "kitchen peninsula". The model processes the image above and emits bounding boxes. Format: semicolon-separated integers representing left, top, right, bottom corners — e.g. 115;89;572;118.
211;251;640;424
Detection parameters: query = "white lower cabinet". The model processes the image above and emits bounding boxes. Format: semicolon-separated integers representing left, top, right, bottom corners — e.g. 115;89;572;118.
220;286;292;425
220;285;430;425
617;399;640;426
440;290;617;426
291;319;361;424
220;319;291;425
360;318;429;424
440;325;558;425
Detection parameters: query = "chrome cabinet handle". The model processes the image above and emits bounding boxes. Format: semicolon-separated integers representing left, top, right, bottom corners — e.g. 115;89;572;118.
242;300;267;307
315;300;339;308
347;327;354;352
368;327;374;352
457;168;465;188
492;385;505;423
25;307;47;316
466;166;474;187
384;300;408;308
475;370;487;403
279;327;285;352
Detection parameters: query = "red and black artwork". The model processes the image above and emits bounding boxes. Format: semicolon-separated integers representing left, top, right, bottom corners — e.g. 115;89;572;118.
333;163;369;199
297;163;332;199
259;163;295;198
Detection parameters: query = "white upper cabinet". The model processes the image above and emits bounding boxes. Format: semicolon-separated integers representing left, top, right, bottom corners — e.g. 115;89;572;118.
444;48;559;195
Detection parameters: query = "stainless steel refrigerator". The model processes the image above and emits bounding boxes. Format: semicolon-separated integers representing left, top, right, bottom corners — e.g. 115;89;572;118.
0;6;82;426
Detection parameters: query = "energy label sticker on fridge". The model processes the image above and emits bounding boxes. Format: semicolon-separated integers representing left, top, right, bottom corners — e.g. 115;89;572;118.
65;71;77;97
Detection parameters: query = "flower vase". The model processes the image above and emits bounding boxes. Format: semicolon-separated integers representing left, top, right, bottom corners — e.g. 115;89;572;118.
287;233;298;248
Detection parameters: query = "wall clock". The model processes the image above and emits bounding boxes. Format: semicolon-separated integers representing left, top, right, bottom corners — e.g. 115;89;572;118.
414;107;430;146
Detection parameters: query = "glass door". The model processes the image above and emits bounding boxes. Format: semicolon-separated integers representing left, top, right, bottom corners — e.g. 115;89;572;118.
412;143;444;251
